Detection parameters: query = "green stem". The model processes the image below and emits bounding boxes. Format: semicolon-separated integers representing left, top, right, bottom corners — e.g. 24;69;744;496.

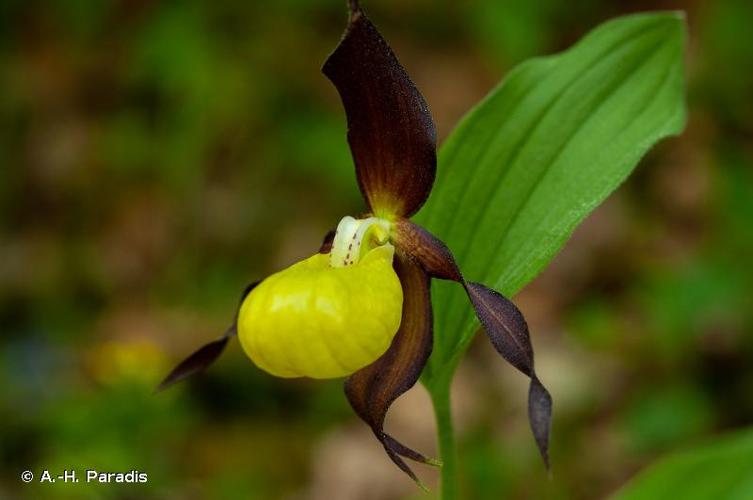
429;374;459;500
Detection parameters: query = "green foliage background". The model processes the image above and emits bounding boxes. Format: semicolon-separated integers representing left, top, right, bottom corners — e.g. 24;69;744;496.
1;0;752;499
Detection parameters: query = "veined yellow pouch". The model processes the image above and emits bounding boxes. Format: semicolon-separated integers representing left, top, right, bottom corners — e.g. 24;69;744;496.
237;245;403;379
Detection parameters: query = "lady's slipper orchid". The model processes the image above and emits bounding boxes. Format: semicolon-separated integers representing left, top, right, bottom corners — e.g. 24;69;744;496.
158;0;552;484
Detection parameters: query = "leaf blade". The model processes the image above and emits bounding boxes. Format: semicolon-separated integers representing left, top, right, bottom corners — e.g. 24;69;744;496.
416;12;687;366
611;429;753;500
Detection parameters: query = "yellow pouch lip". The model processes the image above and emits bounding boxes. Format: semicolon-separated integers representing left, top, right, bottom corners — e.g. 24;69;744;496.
237;243;403;379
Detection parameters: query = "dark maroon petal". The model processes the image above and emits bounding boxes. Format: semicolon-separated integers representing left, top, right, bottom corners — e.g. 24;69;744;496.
236;280;261;310
393;219;461;281
464;283;532;376
465;281;552;469
344;252;437;483
156;281;260;392
156;330;233;392
323;1;437;218
529;376;552;469
394;219;552;468
319;229;336;254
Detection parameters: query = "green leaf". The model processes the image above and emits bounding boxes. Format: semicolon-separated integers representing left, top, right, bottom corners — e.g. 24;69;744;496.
416;12;687;375
611;429;753;500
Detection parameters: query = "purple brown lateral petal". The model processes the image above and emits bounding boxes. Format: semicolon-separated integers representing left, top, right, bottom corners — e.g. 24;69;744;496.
156;330;234;392
393;219;462;281
156;281;260;392
319;229;337;254
393;219;552;468
323;1;437;218
464;283;552;469
344;252;438;484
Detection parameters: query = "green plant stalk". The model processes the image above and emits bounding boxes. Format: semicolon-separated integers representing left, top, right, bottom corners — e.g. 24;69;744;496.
428;366;460;500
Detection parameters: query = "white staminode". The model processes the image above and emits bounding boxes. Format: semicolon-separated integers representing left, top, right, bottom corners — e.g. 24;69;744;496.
330;216;391;267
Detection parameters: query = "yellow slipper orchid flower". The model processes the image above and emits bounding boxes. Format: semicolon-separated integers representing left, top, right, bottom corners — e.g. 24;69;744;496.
158;0;552;486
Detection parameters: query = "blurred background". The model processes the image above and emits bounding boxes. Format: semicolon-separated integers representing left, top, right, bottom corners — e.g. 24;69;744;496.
1;0;752;498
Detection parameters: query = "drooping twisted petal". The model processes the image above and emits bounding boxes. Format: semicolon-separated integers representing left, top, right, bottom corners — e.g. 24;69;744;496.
394;219;552;468
464;282;552;468
344;252;438;484
156;281;260;392
323;1;437;218
318;229;337;254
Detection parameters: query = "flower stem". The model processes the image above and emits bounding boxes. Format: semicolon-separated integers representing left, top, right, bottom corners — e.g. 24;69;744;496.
429;373;459;500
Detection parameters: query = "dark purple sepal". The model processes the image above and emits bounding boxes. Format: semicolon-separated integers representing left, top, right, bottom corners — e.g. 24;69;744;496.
344;252;438;483
323;2;437;218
